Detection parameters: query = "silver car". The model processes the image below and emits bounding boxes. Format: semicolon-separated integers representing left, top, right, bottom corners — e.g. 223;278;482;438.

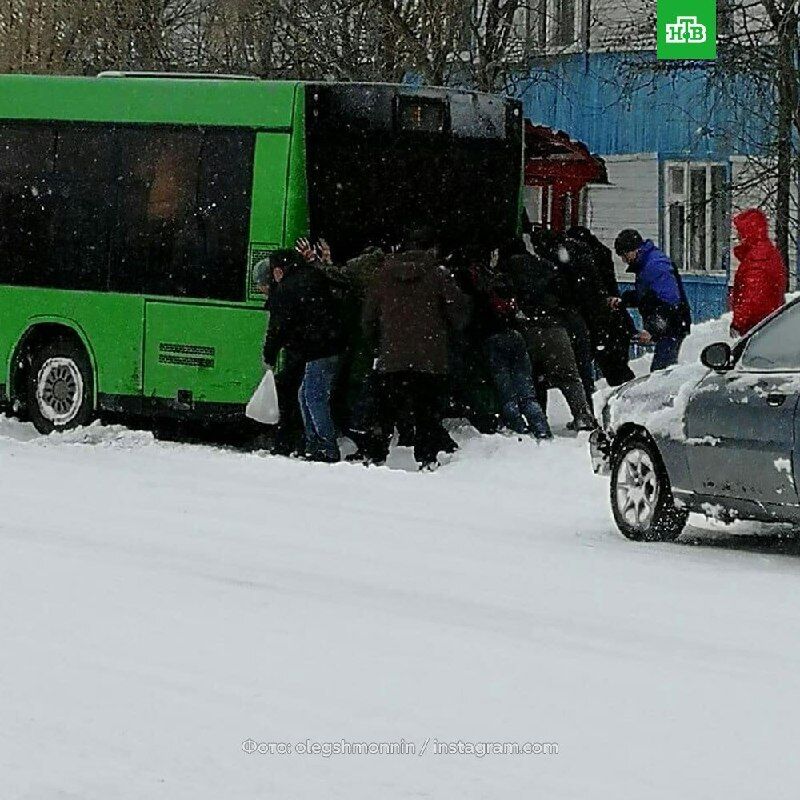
591;297;800;541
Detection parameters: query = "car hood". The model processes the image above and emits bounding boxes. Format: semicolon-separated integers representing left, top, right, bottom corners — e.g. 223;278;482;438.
598;362;710;441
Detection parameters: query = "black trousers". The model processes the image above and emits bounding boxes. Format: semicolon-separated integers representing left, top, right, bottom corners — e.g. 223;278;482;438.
272;352;306;455
594;311;636;387
562;309;596;406
373;371;445;466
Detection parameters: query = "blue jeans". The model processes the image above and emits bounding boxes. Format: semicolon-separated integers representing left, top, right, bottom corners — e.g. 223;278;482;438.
651;336;684;372
485;330;551;438
298;356;340;460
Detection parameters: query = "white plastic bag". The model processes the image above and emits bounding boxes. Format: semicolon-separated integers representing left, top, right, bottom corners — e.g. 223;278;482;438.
246;370;280;425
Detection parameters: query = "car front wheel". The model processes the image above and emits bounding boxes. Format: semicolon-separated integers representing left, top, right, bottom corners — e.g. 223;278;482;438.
610;435;688;542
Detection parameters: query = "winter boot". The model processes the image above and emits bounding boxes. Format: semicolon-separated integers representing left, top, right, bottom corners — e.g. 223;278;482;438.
501;401;528;435
520;398;552;440
572;413;599;433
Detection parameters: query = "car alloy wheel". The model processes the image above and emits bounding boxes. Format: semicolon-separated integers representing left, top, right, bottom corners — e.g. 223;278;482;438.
615;447;660;532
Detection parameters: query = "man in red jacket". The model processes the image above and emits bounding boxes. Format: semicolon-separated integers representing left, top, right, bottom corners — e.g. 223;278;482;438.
731;209;787;336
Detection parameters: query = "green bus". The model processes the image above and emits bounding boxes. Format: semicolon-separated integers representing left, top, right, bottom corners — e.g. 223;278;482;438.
0;73;523;433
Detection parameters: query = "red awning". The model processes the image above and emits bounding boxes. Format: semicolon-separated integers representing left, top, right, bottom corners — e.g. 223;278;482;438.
524;121;608;192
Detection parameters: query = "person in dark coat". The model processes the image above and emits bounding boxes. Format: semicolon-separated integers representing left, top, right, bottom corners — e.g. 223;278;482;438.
295;238;388;459
501;238;596;431
362;230;468;468
459;250;551;438
614;230;692;372
530;229;603;406
262;249;345;462
254;258;305;456
566;226;636;386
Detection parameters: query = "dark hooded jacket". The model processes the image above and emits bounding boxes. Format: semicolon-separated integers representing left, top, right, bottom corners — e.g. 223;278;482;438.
458;263;521;342
362;248;468;375
550;237;611;334
503;250;565;330
567;226;622;300
566;226;638;346
263;262;344;365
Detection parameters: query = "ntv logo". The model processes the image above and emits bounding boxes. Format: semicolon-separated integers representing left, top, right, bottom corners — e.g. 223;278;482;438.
657;0;715;59
665;16;708;44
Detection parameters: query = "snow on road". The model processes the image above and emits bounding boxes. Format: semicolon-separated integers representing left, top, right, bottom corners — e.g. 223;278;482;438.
3;320;800;799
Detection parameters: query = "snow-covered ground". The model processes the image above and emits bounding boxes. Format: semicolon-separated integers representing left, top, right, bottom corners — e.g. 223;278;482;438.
4;316;800;800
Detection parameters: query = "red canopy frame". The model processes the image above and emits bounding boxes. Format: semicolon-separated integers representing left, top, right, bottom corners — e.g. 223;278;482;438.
524;121;609;232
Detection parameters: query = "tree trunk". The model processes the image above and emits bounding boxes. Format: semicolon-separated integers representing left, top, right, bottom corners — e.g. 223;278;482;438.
775;31;793;286
776;85;791;285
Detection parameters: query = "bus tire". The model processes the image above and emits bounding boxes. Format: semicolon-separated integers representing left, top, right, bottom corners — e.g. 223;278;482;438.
26;337;95;434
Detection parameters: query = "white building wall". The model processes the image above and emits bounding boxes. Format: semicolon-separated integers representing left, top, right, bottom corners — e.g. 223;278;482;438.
585;153;660;277
589;0;654;51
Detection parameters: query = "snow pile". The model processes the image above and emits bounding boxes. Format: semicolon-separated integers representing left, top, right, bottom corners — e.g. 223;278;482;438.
775;457;794;485
605;361;708;439
0;415;157;449
600;312;735;440
676;311;735;364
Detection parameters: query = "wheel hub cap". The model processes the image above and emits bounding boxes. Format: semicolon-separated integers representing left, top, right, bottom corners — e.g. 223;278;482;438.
616;448;660;530
53;381;70;402
37;357;84;426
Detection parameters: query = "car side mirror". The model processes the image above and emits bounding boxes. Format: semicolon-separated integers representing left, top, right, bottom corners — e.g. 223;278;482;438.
701;342;733;371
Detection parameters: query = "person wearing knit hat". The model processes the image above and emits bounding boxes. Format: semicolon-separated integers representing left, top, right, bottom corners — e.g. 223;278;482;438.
612;230;691;371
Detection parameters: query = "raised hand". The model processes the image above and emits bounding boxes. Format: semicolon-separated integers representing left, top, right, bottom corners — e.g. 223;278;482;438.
295;237;317;263
317;238;333;265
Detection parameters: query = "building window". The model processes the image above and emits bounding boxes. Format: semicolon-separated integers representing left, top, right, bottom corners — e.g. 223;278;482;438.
513;0;548;52
523;185;543;228
552;0;578;47
718;0;734;37
663;161;729;272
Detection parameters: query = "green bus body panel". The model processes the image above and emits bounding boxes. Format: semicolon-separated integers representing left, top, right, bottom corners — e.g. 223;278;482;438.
0;288;145;397
0;291;267;407
249;133;291;246
0;78;308;411
285;90;310;245
143;302;264;404
0;74;299;128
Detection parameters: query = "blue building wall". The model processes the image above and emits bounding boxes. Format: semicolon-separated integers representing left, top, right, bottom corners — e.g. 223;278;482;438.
517;51;767;159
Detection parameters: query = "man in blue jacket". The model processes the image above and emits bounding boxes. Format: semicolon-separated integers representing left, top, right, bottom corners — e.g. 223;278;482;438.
613;229;692;371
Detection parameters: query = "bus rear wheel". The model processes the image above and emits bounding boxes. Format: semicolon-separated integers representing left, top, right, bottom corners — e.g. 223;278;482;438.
27;338;95;434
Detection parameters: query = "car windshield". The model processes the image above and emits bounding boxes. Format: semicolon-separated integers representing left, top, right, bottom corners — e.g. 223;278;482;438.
740;301;800;371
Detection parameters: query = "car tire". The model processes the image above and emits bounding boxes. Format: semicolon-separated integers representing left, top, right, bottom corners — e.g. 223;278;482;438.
610;434;688;542
26;337;95;434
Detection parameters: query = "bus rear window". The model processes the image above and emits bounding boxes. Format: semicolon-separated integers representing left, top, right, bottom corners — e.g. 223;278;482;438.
397;96;447;134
